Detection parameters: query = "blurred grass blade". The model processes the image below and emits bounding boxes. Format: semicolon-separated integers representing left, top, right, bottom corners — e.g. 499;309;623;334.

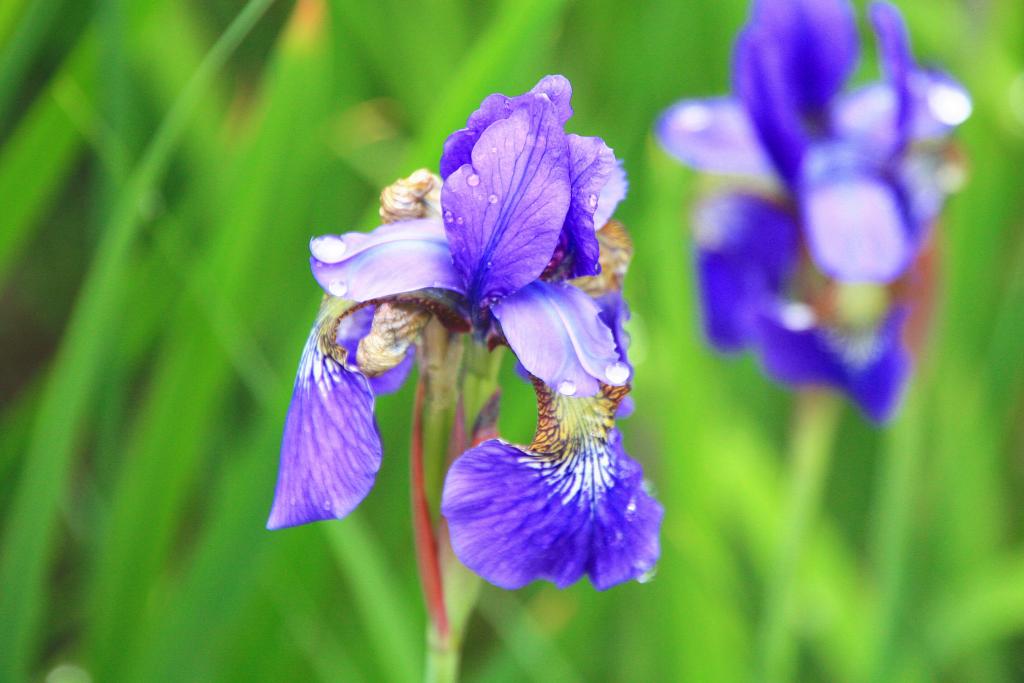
0;0;275;677
0;32;92;285
0;0;65;126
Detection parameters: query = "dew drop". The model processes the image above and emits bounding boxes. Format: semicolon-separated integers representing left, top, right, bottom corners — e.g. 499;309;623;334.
626;498;638;516
455;216;464;225
323;500;332;510
488;194;498;204
443;210;454;223
467;173;480;187
310;235;347;263
676;103;712;131
636;566;657;584
327;280;348;297
588;193;598;208
604;361;630;384
557;379;577;396
928;82;972;127
779;302;815;331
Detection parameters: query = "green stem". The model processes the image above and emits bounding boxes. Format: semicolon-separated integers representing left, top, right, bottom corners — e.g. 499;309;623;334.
422;341;504;683
754;391;842;683
867;389;923;683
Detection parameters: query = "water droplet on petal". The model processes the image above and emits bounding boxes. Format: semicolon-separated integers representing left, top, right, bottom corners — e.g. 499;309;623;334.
467;173;480;187
443;210;454;223
327;280;348;297
636;566;657;584
557;380;577;396
928;82;972;127
779;302;815;331
323;500;332;510
588;193;598;208
310;235;347;263
676;103;712;131
488;194;498;204
455;216;464;225
605;362;630;384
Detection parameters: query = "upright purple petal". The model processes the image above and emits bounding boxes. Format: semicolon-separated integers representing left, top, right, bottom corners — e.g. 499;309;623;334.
733;28;809;183
442;95;571;306
656;97;772;176
440;75;574;178
309;219;464;302
442;384;662;590
751;0;859;112
268;321;382;529
870;1;914;152
694;193;800;350
800;145;911;282
593;161;628;229
563;135;616;277
493;280;627;398
755;307;910;421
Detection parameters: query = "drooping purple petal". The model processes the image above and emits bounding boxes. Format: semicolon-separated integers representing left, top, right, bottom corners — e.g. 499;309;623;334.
440;75;574;178
693;193;800;350
656;97;772;176
493;280;627;397
750;0;859;113
870;1;914;152
334;306;414;395
593;160;628;229
800;146;910;282
755;306;910;421
733;28;809;184
267;323;382;529
309;219;464;302
563;135;616;277
441;382;662;590
442;95;571;307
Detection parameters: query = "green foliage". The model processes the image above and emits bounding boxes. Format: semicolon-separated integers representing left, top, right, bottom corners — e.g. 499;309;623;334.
0;0;1022;681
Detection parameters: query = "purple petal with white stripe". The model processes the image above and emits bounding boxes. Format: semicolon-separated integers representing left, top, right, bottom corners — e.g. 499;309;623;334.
656;97;772;176
755;307;910;422
309;219;464;302
442;383;661;590
493;280;627;398
442;95;571;307
267;322;382;529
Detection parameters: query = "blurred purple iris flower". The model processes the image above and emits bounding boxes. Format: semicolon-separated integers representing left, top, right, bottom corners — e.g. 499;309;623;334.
656;0;969;421
268;76;661;591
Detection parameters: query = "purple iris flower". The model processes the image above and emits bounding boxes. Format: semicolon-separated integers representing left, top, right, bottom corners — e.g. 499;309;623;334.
268;76;662;591
656;0;969;421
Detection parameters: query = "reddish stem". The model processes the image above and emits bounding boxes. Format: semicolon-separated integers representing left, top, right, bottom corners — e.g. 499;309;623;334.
411;380;450;641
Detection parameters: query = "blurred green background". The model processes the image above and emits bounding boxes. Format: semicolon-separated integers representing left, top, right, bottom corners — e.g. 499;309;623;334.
1;0;1022;681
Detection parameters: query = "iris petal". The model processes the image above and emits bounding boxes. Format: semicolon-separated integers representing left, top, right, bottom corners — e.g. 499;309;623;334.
267;306;383;529
800;150;910;283
562;134;616;277
440;75;574;178
694;193;799;350
656;97;772;176
442;383;662;590
733;28;809;183
593;161;628;230
442;95;571;307
750;0;859;112
310;219;464;302
755;307;910;422
493;280;625;398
